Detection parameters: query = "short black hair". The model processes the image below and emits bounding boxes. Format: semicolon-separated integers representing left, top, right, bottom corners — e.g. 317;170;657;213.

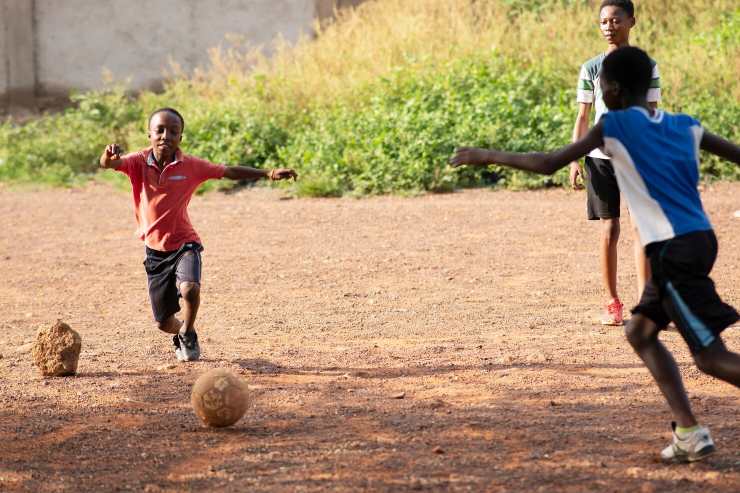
602;46;653;98
149;107;185;131
599;0;634;17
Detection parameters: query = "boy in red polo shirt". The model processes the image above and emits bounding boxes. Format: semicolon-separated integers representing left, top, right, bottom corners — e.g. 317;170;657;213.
100;107;296;362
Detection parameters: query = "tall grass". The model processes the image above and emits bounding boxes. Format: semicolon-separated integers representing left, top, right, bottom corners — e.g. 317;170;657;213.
1;0;738;194
191;0;739;107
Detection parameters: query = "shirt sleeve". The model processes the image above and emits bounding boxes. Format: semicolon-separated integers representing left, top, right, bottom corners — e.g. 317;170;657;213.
115;152;141;177
685;115;703;151
577;64;594;104
191;157;227;183
647;63;661;103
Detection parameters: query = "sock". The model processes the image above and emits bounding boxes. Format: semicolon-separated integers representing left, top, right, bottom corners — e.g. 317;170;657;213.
676;425;700;438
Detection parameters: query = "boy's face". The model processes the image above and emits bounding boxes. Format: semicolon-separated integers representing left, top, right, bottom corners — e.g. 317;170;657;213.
599;6;635;46
600;76;623;111
148;112;183;157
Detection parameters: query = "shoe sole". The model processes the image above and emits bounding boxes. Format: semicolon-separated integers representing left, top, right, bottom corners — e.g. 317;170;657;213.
601;320;624;326
662;444;716;464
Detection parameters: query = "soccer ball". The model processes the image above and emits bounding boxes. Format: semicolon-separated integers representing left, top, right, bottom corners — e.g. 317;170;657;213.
191;369;250;427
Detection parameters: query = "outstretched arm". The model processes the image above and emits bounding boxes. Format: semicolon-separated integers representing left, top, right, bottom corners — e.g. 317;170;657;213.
450;122;605;175
99;144;123;169
700;131;740;164
223;166;297;182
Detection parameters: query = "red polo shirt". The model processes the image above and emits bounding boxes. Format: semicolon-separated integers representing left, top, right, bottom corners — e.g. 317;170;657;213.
116;148;226;251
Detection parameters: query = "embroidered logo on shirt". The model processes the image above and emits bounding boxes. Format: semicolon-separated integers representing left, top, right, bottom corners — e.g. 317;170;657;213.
169;175;187;181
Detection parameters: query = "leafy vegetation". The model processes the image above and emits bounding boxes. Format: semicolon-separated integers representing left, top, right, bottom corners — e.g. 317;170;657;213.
1;0;737;195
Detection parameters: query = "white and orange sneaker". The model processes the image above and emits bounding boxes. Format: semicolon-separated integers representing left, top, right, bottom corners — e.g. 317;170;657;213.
601;299;624;326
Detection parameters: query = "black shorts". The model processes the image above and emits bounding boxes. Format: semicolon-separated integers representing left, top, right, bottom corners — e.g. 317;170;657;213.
585;156;620;220
632;230;739;354
144;242;203;323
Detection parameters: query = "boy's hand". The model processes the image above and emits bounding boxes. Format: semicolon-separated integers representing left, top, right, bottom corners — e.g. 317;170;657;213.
449;147;490;168
569;162;584;190
268;168;298;181
100;144;123;168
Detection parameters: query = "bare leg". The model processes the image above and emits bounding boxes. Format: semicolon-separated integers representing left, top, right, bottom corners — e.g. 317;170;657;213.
601;218;620;301
694;338;740;388
179;281;201;335
157;316;182;335
631;216;651;299
625;314;697;427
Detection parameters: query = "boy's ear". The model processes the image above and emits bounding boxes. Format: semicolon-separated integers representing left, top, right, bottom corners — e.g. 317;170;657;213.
629;16;636;28
611;82;621;97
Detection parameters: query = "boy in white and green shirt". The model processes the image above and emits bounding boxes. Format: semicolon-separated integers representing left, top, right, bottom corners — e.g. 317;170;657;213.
568;0;660;325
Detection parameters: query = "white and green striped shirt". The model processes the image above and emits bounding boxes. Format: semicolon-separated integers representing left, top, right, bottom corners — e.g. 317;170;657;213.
577;52;661;159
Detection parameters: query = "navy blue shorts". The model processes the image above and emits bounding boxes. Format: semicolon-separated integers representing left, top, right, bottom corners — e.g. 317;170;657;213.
632;230;739;354
143;242;203;323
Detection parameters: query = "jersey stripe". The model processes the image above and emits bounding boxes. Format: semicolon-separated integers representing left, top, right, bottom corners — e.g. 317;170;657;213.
603;137;676;245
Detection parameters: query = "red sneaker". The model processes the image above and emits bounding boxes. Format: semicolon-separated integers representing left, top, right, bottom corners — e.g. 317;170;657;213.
601;299;624;326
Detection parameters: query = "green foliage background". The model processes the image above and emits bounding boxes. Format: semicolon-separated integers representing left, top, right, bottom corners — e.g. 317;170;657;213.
1;0;738;195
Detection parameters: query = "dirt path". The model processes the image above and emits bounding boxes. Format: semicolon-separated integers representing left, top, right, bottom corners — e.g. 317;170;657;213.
1;183;739;492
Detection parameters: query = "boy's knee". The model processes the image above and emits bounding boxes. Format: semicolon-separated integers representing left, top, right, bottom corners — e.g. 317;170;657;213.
625;316;657;350
157;316;179;333
693;344;723;377
179;281;200;300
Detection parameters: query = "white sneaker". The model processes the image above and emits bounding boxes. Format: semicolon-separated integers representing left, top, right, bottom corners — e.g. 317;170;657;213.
660;422;715;463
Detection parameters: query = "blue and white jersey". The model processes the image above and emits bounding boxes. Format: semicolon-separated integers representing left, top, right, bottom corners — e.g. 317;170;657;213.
601;107;712;247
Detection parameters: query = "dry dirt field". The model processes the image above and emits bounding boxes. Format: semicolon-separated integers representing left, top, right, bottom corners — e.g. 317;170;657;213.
1;182;739;492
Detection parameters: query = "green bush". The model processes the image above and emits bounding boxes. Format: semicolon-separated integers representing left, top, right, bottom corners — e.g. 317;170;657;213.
1;0;737;194
280;57;574;196
0;88;142;184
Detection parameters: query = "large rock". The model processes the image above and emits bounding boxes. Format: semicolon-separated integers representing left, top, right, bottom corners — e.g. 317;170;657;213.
32;320;81;376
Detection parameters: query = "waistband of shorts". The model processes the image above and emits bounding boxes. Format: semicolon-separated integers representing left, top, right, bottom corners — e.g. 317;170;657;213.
645;229;715;257
145;242;203;257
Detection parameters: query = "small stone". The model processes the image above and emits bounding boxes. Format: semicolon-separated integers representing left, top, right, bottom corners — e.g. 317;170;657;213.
157;364;176;371
391;392;406;399
432;446;444;454
32;320;82;377
640;483;656;493
734;210;740;219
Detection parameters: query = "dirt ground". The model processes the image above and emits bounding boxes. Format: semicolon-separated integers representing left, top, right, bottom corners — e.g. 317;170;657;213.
1;182;739;492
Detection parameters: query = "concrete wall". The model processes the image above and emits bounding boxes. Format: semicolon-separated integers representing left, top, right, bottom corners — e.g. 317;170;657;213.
1;0;367;111
0;5;6;110
1;0;37;110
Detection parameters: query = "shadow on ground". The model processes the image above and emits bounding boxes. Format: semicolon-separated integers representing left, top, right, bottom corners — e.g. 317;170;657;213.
2;361;739;493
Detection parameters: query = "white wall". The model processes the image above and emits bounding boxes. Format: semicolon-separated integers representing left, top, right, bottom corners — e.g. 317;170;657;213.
34;0;317;96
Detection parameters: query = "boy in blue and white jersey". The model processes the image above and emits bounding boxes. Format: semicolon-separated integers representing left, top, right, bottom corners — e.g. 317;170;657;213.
570;0;661;325
450;46;740;463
